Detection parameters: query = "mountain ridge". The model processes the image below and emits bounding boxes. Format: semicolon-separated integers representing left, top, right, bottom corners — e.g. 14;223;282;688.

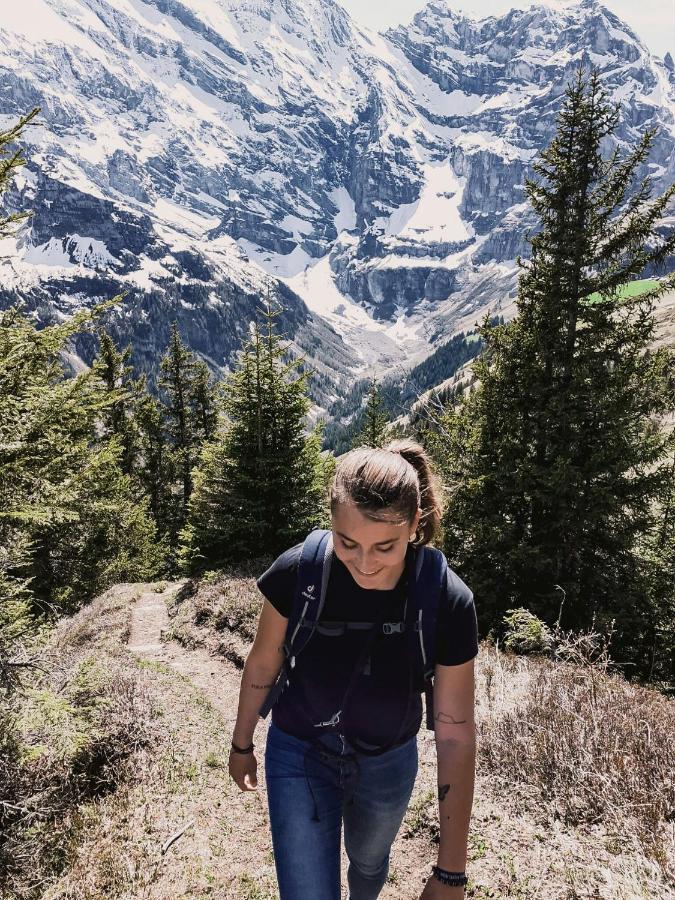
0;0;673;414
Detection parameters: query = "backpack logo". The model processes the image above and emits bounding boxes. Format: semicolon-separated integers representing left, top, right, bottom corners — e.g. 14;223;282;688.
302;583;316;601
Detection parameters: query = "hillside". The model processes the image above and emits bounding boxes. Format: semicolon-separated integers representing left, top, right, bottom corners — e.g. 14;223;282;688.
4;575;673;899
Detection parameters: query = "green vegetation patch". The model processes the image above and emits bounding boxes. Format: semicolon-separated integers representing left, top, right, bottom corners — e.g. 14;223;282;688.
582;278;660;304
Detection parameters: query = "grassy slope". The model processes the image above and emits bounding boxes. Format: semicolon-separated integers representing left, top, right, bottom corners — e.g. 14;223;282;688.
582;278;660;304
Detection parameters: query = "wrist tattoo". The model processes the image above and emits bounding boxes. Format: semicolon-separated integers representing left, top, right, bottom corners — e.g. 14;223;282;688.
251;682;273;689
435;711;467;725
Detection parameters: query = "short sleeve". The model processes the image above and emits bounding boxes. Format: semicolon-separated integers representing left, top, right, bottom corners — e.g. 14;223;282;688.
435;566;479;666
256;542;303;619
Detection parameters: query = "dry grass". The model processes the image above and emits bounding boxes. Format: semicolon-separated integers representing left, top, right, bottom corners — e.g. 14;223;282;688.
42;638;277;900
0;585;159;900
476;640;675;869
166;562;269;667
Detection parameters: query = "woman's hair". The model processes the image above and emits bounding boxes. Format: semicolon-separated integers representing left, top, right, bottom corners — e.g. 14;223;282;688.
329;439;443;545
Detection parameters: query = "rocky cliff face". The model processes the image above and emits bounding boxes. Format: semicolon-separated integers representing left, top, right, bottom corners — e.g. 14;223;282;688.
0;0;673;405
341;0;675;318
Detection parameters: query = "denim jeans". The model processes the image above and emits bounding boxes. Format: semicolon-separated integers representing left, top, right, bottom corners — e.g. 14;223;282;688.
264;720;419;900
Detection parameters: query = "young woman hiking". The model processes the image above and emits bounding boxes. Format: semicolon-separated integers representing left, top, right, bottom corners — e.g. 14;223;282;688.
228;440;478;900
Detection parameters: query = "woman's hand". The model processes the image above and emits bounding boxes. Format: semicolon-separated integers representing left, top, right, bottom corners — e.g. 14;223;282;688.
228;750;258;791
419;876;465;899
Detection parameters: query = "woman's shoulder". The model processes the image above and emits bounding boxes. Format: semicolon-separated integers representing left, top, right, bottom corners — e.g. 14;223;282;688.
258;541;304;583
418;545;474;607
430;551;479;665
255;541;304;617
445;565;474;608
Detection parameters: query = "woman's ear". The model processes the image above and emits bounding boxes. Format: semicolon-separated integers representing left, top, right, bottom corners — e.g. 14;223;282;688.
409;507;422;541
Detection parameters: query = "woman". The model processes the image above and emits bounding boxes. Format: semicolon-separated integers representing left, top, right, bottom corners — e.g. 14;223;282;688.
228;440;478;899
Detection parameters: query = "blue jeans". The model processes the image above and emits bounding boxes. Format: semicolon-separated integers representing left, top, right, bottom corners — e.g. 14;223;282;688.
265;720;419;900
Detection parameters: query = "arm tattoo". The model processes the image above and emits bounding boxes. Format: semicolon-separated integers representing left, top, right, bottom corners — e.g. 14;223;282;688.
251;682;274;689
435;711;467;725
438;783;451;802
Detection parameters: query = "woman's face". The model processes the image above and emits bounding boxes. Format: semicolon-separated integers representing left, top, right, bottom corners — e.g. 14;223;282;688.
331;502;420;591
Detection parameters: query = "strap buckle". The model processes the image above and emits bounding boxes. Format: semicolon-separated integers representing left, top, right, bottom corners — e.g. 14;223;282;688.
314;709;341;728
382;622;404;635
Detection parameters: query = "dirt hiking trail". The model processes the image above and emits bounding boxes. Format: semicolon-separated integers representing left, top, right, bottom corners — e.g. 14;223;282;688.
128;585;244;732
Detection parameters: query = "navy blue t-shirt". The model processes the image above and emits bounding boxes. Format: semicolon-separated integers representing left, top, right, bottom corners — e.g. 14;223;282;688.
257;541;478;750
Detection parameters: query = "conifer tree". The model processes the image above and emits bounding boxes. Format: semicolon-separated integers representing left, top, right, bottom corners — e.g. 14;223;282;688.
0;303;164;615
192;359;218;442
183;299;333;568
136;391;176;543
351;380;390;448
158;323;218;529
633;453;675;687
1;109;163;619
433;67;675;680
159;321;198;514
0;109;40;677
92;329;142;477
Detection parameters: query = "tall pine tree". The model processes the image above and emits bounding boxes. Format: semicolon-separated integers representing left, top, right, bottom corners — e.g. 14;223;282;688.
433;67;675;682
351;380;390;448
159;321;199;514
136;391;176;546
156;322;218;560
92;329;143;477
183;299;333;568
0;303;164;615
1;109;163;619
0;109;40;679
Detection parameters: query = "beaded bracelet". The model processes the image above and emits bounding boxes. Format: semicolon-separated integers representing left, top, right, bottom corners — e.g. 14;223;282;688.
431;865;468;887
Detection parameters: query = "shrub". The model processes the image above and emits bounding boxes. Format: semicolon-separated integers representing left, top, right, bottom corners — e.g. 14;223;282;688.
502;607;554;655
0;593;156;899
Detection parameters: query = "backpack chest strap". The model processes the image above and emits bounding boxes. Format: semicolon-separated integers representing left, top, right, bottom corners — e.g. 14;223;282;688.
306;620;415;637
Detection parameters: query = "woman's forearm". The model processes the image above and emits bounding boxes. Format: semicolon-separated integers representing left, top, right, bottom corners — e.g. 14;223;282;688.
435;737;476;871
232;654;283;747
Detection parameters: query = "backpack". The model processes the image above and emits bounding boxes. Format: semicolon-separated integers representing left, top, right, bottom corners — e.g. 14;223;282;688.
258;528;448;738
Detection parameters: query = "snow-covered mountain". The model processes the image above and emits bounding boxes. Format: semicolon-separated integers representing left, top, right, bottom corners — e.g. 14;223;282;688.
0;0;673;410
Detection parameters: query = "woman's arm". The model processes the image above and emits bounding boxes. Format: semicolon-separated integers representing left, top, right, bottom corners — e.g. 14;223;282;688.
432;657;476;873
232;599;288;747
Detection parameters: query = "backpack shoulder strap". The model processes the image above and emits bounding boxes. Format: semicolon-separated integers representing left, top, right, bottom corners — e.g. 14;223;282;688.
258;529;333;719
285;528;333;667
407;545;448;730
